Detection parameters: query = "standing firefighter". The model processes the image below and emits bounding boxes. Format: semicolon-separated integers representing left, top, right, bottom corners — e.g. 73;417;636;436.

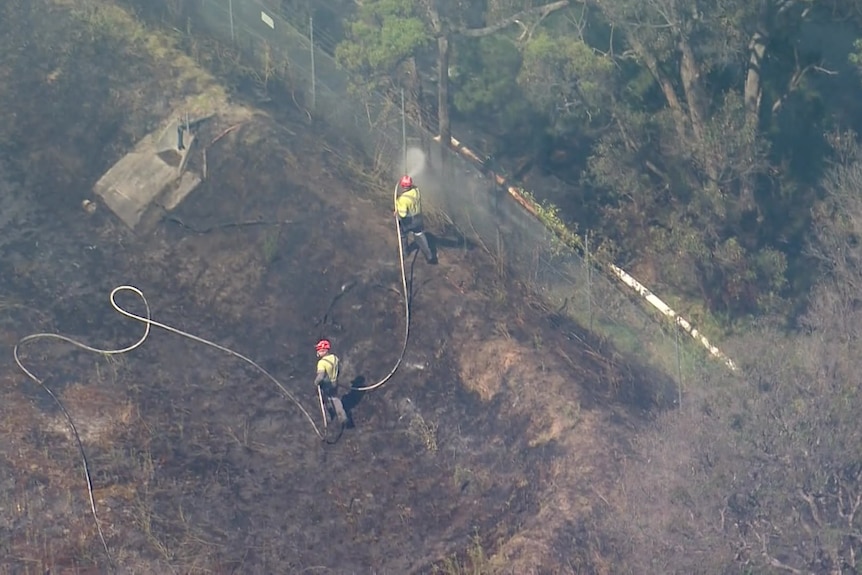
395;175;436;264
314;339;347;425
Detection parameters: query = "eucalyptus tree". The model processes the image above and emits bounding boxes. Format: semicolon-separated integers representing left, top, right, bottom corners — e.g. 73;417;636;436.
336;0;569;148
516;0;857;317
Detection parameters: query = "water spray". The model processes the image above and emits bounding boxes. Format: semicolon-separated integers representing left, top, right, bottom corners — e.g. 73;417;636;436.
402;147;427;180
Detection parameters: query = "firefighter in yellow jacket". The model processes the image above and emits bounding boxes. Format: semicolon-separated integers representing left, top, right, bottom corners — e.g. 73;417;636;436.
395;175;436;264
314;339;347;424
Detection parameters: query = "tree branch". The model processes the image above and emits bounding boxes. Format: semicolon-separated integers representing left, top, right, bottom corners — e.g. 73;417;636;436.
836;475;862;528
799;488;823;527
513;19;529;42
851;492;862;527
756;530;803;574
457;0;571;38
771;48;838;115
423;0;442;33
775;0;800;19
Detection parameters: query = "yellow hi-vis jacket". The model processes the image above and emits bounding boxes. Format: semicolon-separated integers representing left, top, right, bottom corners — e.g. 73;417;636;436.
395;187;421;219
315;353;339;386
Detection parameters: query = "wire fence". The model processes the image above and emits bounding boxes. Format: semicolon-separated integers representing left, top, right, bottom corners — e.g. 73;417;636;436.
175;0;721;402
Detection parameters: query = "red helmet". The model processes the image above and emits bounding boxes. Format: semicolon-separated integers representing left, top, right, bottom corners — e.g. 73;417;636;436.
315;339;331;353
399;175;413;189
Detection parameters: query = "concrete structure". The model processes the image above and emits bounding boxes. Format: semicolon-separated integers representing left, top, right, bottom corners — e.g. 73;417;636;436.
93;116;204;231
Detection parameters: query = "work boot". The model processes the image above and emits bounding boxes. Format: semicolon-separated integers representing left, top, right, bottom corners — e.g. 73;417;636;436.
414;232;435;264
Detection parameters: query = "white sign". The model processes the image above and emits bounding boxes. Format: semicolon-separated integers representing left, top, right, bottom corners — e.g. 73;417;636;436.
261;11;274;29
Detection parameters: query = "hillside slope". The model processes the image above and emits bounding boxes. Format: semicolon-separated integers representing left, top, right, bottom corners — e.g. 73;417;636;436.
0;0;661;572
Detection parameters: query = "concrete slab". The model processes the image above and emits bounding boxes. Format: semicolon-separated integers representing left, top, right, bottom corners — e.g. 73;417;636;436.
163;170;202;211
93;117;201;230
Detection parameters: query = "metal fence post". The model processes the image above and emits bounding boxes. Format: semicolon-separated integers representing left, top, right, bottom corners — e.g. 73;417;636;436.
401;89;407;169
676;322;683;409
309;17;316;110
228;0;235;42
586;231;593;332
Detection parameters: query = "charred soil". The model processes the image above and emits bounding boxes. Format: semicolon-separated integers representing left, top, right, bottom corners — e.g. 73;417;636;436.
0;1;668;573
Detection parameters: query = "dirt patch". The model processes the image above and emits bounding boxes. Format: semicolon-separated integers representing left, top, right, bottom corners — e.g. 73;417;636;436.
458;339;520;401
46;380;136;445
0;0;661;572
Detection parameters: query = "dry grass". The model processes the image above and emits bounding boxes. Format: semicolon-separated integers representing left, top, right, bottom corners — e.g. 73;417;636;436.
344;150;393;200
443;280;630;572
53;0;234;117
0;1;637;572
159;236;266;321
457;339;522;402
407;412;439;453
0;376;129;571
455;334;584;444
0;363;225;571
432;533;492;574
45;380;136;445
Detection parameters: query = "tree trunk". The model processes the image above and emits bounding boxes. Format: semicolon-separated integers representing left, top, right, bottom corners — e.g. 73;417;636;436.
627;36;688;143
741;26;768;213
678;38;708;144
744;29;768;125
678;37;723;187
437;34;451;147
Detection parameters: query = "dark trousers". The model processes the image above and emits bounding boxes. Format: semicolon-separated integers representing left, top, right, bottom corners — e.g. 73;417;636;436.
320;382;346;422
399;215;432;261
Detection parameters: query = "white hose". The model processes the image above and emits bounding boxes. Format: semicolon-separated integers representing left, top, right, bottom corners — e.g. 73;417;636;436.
13;285;327;569
351;184;411;392
317;384;328;434
11;183;411;568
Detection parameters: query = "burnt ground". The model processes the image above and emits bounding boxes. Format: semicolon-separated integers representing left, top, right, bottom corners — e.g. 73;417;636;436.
0;1;667;573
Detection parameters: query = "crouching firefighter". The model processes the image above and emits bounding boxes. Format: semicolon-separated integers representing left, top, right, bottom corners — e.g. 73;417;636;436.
314;339;347;425
395;175;436;264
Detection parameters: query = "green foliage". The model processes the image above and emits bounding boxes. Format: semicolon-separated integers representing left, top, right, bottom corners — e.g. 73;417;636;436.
851;38;862;67
696;91;767;193
585;90;785;318
712;238;787;316
451;36;525;129
518;32;615;133
517;188;581;257
335;0;430;84
623;65;659;104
